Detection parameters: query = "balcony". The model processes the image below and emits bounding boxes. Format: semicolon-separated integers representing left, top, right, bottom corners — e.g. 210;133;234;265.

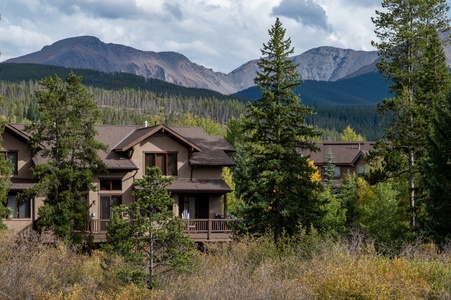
89;218;236;243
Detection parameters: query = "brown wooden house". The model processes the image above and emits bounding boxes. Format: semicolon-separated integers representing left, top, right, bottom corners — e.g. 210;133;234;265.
308;142;375;188
1;123;236;242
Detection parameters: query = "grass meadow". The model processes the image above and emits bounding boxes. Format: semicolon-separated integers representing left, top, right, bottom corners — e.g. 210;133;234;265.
0;230;450;300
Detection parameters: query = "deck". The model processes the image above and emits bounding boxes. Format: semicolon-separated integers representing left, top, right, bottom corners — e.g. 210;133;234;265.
89;218;236;243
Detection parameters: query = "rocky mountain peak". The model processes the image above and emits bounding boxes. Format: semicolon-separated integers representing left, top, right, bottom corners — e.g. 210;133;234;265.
5;36;381;95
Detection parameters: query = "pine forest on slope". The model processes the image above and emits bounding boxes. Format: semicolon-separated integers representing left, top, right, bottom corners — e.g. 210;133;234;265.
0;63;387;140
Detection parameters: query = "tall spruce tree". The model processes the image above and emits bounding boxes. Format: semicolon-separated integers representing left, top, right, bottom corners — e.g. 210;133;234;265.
233;18;321;243
420;92;451;242
371;0;450;231
26;72;107;245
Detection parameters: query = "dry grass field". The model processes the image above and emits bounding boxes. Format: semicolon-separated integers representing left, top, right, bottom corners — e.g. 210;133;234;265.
0;230;450;300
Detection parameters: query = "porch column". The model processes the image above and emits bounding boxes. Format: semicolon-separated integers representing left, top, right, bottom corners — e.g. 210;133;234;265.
223;193;228;219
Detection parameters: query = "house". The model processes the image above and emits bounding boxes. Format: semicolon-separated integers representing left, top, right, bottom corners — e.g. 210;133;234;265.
1;124;43;233
308;142;375;188
1;123;236;242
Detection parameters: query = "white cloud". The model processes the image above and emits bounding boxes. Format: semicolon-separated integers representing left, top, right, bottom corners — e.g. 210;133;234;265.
1;0;451;73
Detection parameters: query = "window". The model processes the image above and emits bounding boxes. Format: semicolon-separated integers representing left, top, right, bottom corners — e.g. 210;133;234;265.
145;152;177;176
334;166;341;178
6;194;30;218
357;165;365;177
100;179;122;191
1;152;18;175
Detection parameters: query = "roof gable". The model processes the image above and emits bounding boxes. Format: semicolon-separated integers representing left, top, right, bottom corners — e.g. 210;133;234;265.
3;124;32;143
113;124;201;153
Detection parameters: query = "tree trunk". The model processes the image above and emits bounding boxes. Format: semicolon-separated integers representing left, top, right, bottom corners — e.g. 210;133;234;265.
409;149;415;231
148;233;154;289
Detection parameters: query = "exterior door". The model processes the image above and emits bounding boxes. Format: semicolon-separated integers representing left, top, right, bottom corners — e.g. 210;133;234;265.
179;195;209;219
100;195;121;231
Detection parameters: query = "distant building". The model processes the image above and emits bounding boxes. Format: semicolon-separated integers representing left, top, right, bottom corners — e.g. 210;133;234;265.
307;142;375;188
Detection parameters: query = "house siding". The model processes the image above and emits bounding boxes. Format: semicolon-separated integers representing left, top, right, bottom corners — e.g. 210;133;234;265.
1;124;235;240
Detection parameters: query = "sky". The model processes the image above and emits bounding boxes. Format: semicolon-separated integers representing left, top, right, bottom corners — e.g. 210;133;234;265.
1;0;451;74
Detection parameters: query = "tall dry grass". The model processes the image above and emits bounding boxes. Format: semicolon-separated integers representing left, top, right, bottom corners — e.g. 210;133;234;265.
0;230;450;299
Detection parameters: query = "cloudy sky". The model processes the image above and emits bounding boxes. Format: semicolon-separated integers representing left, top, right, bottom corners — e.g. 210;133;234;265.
1;0;451;74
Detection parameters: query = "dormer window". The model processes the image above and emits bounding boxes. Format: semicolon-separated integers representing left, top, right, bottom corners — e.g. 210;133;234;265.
145;152;177;176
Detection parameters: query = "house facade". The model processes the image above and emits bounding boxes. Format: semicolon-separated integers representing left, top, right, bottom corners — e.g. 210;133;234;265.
308;142;375;188
1;124;235;242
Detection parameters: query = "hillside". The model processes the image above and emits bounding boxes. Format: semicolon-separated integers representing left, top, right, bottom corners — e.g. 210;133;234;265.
233;72;391;106
0;62;389;139
0;63;233;101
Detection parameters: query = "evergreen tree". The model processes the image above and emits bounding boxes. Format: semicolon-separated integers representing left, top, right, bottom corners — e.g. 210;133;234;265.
324;149;335;187
25;72;107;245
233;18;321;243
104;167;194;289
371;0;450;231
420;93;451;242
0;119;11;230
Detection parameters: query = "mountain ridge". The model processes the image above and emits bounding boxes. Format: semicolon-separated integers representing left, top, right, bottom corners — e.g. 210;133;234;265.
5;36;380;95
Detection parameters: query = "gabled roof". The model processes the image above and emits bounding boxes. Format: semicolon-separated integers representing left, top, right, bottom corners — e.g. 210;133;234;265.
3;124;32;143
308;142;375;166
3;124;235;171
112;124;201;153
169;126;235;166
94;124;234;170
4;124;48;165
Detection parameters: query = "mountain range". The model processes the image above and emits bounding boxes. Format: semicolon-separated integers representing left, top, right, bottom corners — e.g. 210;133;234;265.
4;34;451;105
4;36;382;95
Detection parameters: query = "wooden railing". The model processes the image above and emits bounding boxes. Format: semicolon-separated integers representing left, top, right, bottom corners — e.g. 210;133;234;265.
89;218;236;242
88;219;111;232
181;219;234;232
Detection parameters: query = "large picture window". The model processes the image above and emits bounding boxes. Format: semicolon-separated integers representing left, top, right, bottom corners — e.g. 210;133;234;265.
145;152;177;176
6;194;30;218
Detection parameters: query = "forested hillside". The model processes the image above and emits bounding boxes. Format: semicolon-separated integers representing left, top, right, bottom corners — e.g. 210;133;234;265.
0;63;387;139
0;63;233;100
0;80;244;125
233;72;392;106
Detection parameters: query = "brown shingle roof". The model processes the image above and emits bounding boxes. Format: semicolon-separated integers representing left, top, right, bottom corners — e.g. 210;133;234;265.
170;127;235;152
168;178;232;193
94;124;235;170
94;125;140;170
7;124;235;171
190;150;235;166
170;126;235;166
308;142;375;166
9;177;37;190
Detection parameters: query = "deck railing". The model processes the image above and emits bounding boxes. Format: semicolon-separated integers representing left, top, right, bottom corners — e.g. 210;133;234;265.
89;218;236;242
